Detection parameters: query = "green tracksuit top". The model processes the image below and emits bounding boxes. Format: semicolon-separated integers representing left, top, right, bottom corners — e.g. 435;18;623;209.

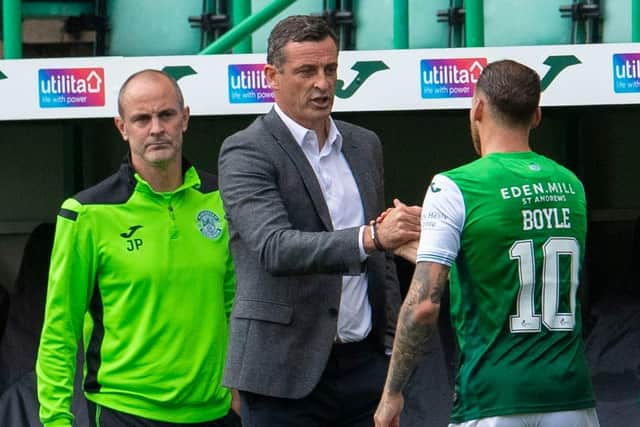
417;152;595;423
36;156;235;426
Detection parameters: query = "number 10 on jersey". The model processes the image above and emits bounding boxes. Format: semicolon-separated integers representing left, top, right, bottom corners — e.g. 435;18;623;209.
509;237;579;333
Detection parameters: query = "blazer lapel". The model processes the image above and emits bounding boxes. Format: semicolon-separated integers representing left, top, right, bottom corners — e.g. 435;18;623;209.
340;125;376;222
263;109;334;231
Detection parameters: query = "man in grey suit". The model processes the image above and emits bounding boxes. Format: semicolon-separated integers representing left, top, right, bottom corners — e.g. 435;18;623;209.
218;15;421;426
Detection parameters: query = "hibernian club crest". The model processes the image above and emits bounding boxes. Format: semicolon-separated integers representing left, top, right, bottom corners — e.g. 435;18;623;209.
196;210;222;240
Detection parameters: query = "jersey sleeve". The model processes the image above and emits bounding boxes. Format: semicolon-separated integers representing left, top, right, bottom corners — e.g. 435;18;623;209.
36;199;96;427
416;174;465;266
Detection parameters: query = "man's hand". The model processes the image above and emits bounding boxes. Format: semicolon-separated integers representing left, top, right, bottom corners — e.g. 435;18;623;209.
231;388;241;415
374;391;404;427
392;239;418;263
375;207;393;224
375;199;421;250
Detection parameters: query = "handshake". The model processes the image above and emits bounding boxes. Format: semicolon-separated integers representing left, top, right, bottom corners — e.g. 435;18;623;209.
365;198;421;263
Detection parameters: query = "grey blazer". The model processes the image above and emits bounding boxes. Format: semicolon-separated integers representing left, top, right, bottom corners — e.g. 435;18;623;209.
218;108;401;399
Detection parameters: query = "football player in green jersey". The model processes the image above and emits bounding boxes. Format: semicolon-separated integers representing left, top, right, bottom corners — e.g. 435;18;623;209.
36;70;240;427
375;60;599;427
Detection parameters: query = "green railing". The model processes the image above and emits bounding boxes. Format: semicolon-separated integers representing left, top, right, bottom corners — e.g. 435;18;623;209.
465;0;484;47
393;0;409;49
2;0;23;58
633;0;640;42
199;0;296;55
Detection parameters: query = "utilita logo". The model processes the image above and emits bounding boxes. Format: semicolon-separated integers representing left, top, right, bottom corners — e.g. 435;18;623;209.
228;64;274;104
420;58;487;99
612;53;640;93
38;68;105;108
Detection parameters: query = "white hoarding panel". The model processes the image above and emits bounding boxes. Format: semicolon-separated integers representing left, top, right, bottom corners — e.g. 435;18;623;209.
0;43;639;121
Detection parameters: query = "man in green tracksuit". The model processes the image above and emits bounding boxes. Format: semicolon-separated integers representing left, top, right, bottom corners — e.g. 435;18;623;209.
36;70;239;427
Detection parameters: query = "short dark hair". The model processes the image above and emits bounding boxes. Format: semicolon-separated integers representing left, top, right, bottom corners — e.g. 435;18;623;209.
267;15;339;69
117;69;184;117
475;60;541;127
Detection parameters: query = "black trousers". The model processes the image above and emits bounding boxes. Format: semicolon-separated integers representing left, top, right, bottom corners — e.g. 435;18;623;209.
87;400;241;427
239;339;389;427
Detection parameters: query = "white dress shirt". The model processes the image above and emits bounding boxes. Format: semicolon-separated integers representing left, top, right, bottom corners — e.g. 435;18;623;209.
274;104;372;343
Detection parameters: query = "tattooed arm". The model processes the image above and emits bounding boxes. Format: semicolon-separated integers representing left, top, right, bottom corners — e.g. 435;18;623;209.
374;261;450;427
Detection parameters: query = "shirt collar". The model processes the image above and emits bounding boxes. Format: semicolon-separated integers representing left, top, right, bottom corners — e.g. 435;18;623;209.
274;104;342;152
132;163;201;196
